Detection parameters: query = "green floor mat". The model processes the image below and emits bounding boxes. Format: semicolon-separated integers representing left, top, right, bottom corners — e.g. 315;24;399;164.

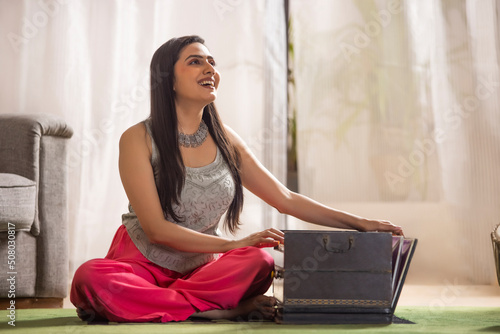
1;306;499;334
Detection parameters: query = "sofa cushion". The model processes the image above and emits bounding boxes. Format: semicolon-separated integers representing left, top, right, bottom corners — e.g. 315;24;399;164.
0;173;36;232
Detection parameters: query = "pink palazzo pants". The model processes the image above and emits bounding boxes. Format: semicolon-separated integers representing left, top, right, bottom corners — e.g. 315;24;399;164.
70;225;275;322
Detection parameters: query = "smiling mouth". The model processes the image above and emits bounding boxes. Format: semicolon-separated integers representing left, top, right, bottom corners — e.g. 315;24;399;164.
198;80;215;88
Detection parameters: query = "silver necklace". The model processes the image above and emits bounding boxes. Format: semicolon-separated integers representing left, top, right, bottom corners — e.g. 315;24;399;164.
178;120;208;148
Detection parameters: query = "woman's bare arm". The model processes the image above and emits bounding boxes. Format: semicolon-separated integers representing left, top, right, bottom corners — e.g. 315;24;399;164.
225;125;404;235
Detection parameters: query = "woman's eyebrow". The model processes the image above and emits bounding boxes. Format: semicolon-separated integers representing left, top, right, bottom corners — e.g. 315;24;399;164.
185;55;215;62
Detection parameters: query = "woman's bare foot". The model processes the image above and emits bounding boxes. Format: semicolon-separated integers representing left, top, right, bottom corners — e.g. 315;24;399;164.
190;295;277;321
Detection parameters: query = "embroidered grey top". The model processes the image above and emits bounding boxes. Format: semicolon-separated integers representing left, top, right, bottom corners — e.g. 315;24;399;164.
122;119;236;274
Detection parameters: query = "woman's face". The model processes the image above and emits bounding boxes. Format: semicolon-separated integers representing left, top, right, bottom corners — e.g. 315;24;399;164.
173;42;220;107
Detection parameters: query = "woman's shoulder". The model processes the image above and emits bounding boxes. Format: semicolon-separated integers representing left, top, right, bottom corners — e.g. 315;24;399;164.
122;119;152;139
119;121;152;155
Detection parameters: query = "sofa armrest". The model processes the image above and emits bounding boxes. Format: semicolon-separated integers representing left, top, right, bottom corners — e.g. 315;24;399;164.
0;113;73;236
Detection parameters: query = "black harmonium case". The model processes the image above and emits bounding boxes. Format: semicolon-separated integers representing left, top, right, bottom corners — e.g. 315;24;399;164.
272;230;417;324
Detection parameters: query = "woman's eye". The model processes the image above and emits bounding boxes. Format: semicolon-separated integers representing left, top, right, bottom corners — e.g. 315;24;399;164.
188;58;216;67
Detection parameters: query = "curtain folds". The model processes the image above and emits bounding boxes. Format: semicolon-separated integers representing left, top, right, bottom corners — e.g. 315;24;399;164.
0;0;287;278
2;0;499;287
291;0;500;284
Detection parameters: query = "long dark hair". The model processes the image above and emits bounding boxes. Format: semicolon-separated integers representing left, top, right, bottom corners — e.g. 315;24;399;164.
149;35;243;233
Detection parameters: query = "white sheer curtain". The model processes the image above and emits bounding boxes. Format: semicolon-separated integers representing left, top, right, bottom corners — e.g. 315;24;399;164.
290;0;500;284
0;0;287;278
5;0;499;288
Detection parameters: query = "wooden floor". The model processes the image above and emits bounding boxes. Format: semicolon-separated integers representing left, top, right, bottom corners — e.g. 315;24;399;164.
1;297;63;309
397;285;500;307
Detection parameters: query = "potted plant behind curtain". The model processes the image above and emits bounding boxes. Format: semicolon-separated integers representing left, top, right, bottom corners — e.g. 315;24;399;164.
287;16;299;193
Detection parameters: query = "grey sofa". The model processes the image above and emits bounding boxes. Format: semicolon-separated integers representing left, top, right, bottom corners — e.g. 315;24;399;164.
0;113;73;308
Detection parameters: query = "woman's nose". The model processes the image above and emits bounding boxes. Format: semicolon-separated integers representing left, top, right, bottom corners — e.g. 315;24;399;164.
204;62;215;74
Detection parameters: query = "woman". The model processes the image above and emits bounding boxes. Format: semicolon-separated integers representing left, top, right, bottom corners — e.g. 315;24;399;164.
70;35;403;323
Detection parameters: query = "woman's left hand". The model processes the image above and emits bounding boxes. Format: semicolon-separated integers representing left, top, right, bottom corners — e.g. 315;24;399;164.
359;218;405;236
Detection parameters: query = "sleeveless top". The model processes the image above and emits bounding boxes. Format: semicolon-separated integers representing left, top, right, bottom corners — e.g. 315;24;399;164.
121;119;236;274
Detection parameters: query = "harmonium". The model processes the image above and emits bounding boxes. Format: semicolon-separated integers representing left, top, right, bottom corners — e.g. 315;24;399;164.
272;230;417;324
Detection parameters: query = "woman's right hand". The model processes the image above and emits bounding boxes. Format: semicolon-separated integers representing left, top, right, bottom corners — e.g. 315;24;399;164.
233;228;284;249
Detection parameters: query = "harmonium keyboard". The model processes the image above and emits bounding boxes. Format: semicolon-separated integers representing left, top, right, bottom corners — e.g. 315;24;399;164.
272;230;417;324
